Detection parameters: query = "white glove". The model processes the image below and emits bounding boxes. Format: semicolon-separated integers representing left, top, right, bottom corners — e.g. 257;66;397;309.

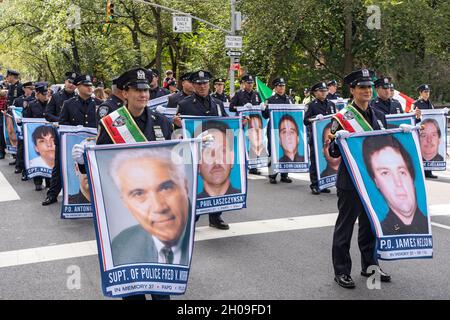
399;124;415;133
155;105;166;114
443;107;448;115
243;103;253;109
335;130;351;140
72;139;95;165
316;114;324;121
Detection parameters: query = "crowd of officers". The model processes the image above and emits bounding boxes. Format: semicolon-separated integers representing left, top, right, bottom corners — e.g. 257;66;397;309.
0;66;438;295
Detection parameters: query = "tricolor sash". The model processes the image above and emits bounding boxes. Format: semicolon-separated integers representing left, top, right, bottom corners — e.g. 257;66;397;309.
333;104;373;133
100;106;147;144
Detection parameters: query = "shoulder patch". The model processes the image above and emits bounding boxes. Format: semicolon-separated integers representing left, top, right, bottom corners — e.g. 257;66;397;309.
97;106;109;119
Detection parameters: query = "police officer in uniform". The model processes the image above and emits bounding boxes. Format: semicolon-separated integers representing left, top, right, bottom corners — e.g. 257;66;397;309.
173;70;230;230
42;74;102;206
329;69;391;289
1;70;24;160
230;74;261;175
149;68;170;100
23;82;51;191
96;76;125;121
12;81;35;176
326;80;340;100
371;77;404;115
263;77;293;184
166;72;193;108
73;68;172;301
412;84;437;179
44;72;78;122
304;82;336;194
211;78;229;103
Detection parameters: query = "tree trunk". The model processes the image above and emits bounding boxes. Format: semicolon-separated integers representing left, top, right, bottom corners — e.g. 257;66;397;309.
343;1;354;76
70;29;81;73
45;54;57;83
151;6;164;85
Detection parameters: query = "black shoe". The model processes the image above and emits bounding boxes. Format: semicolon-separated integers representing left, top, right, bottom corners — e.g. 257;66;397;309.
321;188;331;193
311;186;320;195
334;274;355;289
249;168;261;175
361;267;391;282
280;176;292;183
269;175;277;184
42;197;57;206
35;185;43;191
14;168;22;174
21;175;28;181
425;173;438;179
209;217;230;230
9;160;16;166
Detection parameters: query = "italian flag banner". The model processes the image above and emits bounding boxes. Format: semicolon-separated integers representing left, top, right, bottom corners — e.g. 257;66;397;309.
333;105;373;133
393;90;415;112
101;106;147;144
256;77;273;102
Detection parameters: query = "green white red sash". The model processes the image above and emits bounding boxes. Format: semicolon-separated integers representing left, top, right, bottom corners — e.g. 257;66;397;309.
333;104;373;133
101;106;147;144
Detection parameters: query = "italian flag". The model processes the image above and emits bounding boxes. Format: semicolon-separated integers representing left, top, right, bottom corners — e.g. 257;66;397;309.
101;107;147;144
393;90;415;112
333;105;373;133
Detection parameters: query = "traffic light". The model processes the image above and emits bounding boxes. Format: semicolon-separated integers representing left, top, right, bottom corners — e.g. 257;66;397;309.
106;0;114;22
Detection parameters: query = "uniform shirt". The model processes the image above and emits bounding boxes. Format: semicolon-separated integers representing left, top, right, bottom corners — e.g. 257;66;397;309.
96;107;173;145
229;89;261;112
326;92;340;100
370;97;403;115
329;103;387;190
7;82;24;106
150;86;170;100
304;98;336;126
44;89;76;122
167;90;190;109
412;98;434;110
96;94;124;120
59;96;102;128
23;99;47;118
177;93;227;117
13;93;35;109
381;208;429;235
211;92;229;103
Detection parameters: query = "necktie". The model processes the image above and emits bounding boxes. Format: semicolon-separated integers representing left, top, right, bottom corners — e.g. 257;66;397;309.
161;247;174;264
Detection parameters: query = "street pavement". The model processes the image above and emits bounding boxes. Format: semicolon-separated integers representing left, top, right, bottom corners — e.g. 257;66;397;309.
1;149;450;300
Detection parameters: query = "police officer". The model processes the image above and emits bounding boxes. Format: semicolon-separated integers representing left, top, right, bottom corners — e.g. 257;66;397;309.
149;69;170;100
304;82;336;194
263;77;293;184
173;70;230;230
44;72;78;122
371;77;404;115
23;82;51;191
96;76;125;121
1;70;24;160
329;69;391;289
302;87;313;104
166;72;193;108
412;84;437;179
42;74;102;206
229;74;261;175
211;78;229;103
326;80;340;100
73;67;172;301
12;81;35;176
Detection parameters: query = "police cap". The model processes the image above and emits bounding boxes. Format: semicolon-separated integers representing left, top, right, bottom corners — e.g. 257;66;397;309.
180;72;192;82
65;71;79;83
417;84;430;92
34;82;48;94
327;80;338;87
343;69;375;87
241;74;254;84
6;69;20;77
119;68;153;90
22;81;34;88
272;77;286;86
74;75;93;86
311;82;328;92
213;78;226;85
189;70;213;84
374;77;392;89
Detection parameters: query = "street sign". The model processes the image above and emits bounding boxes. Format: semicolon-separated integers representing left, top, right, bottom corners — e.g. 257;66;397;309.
225;36;243;49
226;50;242;57
173;15;192;33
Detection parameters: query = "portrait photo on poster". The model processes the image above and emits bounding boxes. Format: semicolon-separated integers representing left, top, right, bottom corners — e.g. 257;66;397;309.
242;110;269;168
314;118;340;187
93;143;196;268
